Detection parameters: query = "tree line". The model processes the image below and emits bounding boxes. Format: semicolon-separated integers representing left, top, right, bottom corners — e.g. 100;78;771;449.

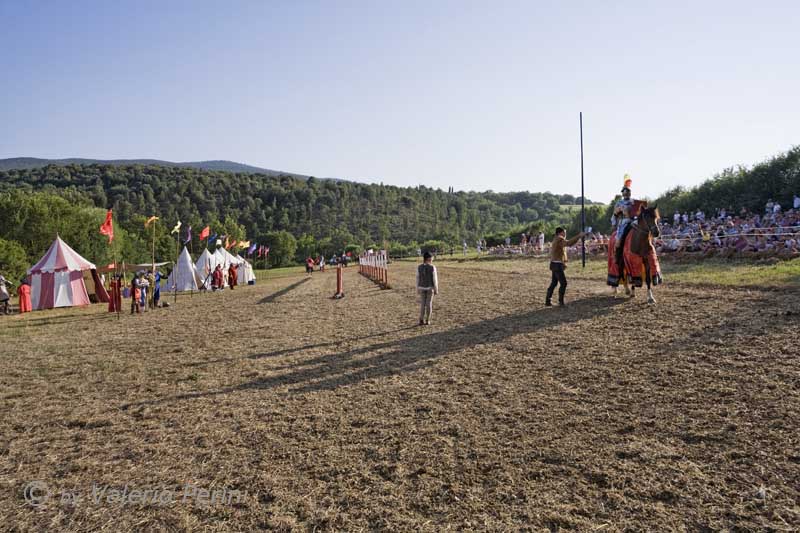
3;146;794;282
0;164;590;277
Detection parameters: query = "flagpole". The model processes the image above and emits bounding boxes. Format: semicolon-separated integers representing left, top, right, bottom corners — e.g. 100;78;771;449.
113;217;120;321
188;227;193;299
580;112;586;269
152;219;156;275
174;233;179;305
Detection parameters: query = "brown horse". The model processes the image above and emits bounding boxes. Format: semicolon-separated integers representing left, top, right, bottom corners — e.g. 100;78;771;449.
625;205;662;303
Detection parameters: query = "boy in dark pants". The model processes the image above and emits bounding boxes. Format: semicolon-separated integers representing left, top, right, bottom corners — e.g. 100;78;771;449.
546;227;586;306
416;252;439;325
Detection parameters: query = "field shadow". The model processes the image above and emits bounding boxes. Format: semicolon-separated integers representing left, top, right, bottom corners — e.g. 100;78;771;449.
2;312;112;329
183;325;418;368
258;278;311;304
121;296;625;409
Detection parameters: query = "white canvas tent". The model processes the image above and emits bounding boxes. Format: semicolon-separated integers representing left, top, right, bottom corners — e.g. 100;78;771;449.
194;249;218;289
164;247;201;292
236;254;256;285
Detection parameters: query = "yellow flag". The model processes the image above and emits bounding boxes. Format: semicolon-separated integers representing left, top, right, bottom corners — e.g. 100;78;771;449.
171;220;182;234
144;215;159;228
238;240;250;249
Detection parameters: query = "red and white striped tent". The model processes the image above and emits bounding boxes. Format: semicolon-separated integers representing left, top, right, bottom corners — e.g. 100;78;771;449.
27;236;108;310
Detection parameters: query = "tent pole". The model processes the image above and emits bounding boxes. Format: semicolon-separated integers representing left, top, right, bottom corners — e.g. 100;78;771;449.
152;221;156;275
173;236;178;305
113;218;120;321
580;111;586;269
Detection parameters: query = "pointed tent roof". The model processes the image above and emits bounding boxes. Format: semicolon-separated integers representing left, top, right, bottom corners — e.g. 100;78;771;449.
195;248;217;274
213;246;243;267
194;249;217;288
165;247;200;292
28;236;96;274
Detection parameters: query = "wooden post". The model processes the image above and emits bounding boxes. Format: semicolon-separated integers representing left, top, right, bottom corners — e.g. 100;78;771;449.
580;111;586;268
334;263;344;298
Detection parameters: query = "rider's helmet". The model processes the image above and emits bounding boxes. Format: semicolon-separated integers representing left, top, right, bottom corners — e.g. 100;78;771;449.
621;174;632;194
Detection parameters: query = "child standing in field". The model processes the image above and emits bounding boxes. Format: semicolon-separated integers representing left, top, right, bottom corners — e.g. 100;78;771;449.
416;252;439;325
545;227;585;307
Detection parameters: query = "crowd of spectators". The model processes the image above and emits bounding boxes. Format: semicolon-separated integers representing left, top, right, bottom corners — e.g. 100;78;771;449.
654;196;800;259
486;231;610;257
482;195;800;261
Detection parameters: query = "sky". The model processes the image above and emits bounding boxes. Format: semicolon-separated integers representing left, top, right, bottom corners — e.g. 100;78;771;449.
0;0;797;201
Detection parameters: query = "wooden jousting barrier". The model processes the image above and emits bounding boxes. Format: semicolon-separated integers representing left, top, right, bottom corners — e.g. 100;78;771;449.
359;251;389;288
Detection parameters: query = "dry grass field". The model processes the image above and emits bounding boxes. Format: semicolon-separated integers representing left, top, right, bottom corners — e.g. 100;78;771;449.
1;257;799;531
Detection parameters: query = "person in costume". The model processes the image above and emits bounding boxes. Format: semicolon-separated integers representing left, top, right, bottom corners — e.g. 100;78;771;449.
612;175;636;251
139;271;149;312
130;274;142;314
212;265;223;290
146;270;156;309
18;278;32;314
153;270;163;307
0;275;14;315
228;263;238;289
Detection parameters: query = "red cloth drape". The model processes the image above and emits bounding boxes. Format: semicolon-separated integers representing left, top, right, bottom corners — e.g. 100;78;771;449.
108;279;122;312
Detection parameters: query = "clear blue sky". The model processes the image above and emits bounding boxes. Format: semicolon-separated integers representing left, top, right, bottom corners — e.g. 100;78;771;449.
1;0;797;201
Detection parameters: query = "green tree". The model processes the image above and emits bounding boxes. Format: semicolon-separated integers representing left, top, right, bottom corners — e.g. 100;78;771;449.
295;233;317;263
0;238;29;285
265;231;297;267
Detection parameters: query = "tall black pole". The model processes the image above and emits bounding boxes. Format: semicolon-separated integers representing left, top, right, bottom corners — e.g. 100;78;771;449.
580;112;586;268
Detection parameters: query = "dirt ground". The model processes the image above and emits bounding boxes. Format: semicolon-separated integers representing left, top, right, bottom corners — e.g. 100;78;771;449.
1;258;798;531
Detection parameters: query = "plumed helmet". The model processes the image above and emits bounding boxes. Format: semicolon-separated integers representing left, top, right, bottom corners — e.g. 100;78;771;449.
621;173;632;193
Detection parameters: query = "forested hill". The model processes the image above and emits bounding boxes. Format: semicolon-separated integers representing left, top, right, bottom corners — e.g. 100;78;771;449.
0;157;307;178
0;163;590;253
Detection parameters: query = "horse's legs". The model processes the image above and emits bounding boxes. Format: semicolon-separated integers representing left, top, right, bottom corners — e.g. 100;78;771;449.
645;260;656;304
621;266;632;296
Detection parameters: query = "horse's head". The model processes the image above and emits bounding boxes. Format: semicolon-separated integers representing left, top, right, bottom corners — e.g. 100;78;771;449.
639;204;661;238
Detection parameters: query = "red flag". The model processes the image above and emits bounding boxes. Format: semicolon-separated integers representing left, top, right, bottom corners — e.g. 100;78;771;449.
226;239;237;250
199;226;210;240
99;209;114;243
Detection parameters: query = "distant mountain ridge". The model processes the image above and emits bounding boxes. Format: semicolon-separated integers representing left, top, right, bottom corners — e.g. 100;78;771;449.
0;157;310;178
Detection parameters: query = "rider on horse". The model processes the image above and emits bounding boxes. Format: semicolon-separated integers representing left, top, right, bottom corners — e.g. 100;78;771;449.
612;174;635;252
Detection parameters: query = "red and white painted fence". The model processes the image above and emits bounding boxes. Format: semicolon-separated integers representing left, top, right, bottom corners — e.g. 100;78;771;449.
359;251;389;287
